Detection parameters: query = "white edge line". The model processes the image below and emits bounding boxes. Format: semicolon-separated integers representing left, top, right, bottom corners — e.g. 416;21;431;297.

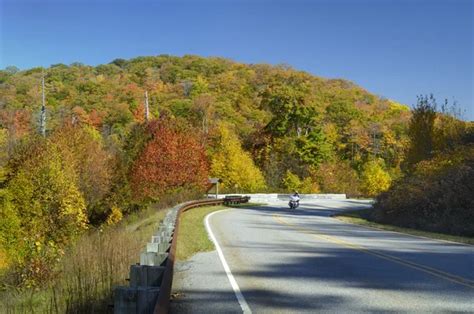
205;209;252;314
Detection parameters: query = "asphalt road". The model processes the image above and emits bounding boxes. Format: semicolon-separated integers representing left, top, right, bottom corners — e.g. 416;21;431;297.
171;200;474;313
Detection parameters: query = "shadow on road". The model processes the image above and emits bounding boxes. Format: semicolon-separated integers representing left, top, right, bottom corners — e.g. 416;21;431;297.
172;203;473;313
170;287;346;313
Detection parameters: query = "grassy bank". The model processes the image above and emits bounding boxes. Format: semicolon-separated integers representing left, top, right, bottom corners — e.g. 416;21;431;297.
176;203;264;261
335;209;474;245
175;205;225;261
0;205;167;314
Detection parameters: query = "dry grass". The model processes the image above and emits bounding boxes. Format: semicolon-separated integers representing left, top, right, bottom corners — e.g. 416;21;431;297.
0;206;166;314
0;190;203;313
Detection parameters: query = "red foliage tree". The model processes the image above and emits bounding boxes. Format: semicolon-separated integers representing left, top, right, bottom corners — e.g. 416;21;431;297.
132;103;145;123
88;109;104;128
0;109;31;139
130;118;209;201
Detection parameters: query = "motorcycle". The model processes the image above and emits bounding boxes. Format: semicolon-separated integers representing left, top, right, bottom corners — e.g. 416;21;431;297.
288;195;300;209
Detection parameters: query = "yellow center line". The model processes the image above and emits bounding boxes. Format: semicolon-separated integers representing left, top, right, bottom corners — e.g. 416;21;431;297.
273;214;474;289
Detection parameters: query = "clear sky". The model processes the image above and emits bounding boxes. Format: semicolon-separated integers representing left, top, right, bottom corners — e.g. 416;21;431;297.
1;0;473;120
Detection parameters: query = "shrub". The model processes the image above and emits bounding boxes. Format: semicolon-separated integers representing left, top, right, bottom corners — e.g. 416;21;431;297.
373;145;474;236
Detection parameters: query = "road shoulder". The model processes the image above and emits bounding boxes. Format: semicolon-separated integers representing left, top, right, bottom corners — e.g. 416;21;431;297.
170;208;242;313
333;209;474;246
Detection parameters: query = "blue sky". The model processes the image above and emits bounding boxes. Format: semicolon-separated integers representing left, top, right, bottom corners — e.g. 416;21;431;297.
1;0;473;120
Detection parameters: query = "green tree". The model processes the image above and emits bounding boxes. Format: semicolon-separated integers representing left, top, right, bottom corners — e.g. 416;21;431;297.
261;79;317;137
296;127;333;167
433;100;467;152
326;100;360;128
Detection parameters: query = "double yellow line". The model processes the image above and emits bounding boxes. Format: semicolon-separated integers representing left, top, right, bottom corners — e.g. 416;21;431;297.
273;214;474;289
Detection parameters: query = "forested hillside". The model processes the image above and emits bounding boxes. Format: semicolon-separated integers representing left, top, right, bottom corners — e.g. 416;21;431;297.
0;55;412;286
1;54;410;192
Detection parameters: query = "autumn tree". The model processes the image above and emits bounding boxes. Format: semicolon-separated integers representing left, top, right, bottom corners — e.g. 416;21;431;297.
282;170;319;193
6;141;88;240
314;160;361;196
210;124;266;192
0;186;19;271
50;124;113;222
192;94;215;133
3;139;87;284
360;159;392;197
130;117;209;201
282;170;302;192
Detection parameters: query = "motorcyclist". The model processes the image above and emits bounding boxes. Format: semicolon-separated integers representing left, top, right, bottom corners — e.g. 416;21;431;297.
292;191;300;204
289;191;300;209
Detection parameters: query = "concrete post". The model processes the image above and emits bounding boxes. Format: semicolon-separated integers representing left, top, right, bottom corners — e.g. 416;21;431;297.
140;252;168;266
130;265;165;287
114;286;160;314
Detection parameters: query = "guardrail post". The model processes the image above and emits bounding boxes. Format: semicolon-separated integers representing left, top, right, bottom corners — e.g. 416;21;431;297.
114;286;160;314
114;197;249;314
130;265;166;287
140;252;168;266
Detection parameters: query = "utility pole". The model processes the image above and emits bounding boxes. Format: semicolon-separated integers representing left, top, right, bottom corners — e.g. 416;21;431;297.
144;90;150;121
40;72;46;137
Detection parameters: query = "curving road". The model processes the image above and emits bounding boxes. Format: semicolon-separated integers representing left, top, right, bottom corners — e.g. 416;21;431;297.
170;200;474;313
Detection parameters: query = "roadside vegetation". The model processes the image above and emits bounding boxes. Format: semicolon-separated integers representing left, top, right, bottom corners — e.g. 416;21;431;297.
1;56;410;289
371;96;474;238
336;97;473;241
0;55;472;310
0;203;168;313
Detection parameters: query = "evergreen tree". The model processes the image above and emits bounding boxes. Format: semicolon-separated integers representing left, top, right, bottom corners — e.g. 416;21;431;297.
405;95;437;170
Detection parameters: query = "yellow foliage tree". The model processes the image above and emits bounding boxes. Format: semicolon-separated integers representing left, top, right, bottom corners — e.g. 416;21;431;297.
300;177;320;193
210;124;266;192
282;170;301;192
282;170;319;193
0;128;8;183
106;206;123;225
361;160;392;197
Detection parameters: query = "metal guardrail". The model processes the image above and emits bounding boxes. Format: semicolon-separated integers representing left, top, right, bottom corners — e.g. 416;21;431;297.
114;196;250;314
218;193;347;200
